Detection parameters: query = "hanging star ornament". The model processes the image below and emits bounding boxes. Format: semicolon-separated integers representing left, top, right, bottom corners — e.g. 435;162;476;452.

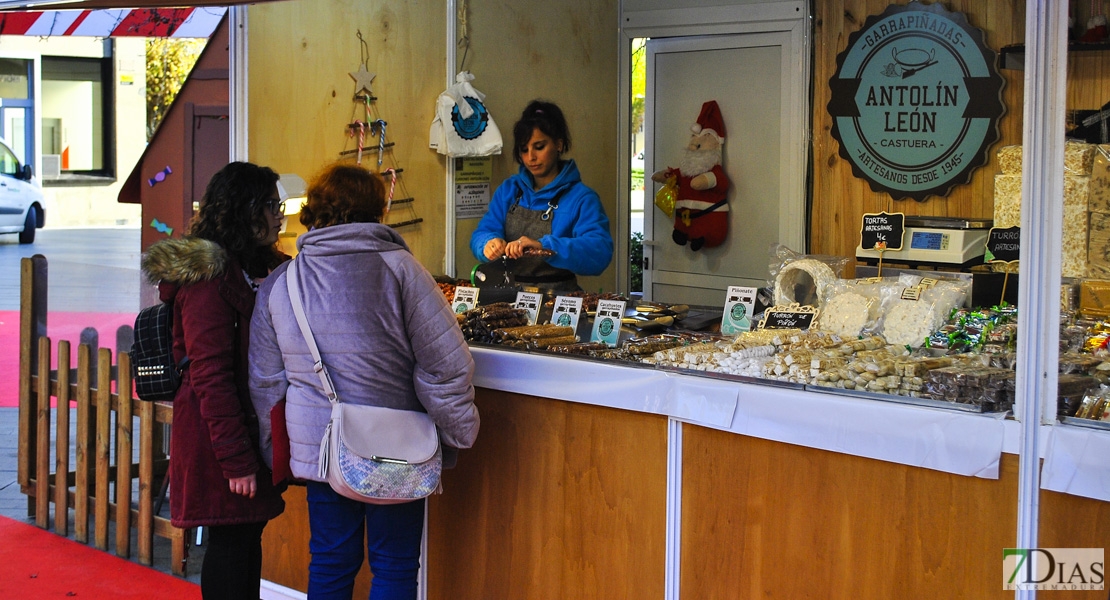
349;65;376;96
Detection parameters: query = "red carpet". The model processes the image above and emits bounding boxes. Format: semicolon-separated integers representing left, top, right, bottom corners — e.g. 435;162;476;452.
0;311;136;408
0;515;200;599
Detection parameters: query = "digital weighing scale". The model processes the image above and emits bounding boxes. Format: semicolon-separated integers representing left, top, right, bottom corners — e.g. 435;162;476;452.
855;216;992;269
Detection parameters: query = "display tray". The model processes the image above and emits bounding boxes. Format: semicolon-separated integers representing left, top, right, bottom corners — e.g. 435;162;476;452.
658;365;804;391
1060;416;1110;432
804;383;1008;415
466;341;660;370
467;343;1013;416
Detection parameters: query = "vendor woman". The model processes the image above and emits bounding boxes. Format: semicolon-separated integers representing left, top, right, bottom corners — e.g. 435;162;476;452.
469;100;613;291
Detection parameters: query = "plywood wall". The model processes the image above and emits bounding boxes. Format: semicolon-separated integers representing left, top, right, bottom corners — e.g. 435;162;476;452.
812;0;1110;268
247;0;447;268
247;0;619;288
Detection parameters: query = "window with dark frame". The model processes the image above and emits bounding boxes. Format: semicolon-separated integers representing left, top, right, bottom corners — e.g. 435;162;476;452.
41;54;114;179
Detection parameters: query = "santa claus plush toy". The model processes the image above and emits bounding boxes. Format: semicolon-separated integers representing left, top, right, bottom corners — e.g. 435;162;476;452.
651;100;730;251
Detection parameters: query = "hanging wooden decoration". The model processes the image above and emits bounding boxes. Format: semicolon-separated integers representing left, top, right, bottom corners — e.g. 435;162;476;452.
339;30;423;231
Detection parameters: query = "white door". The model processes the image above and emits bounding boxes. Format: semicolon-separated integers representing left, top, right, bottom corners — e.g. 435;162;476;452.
644;32;806;306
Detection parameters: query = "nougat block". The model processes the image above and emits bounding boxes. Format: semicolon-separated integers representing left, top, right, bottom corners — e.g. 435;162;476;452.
1065;141;1096;176
1062;175;1090;278
1090;145;1110;214
997;145;1022;175
993;173;1022;228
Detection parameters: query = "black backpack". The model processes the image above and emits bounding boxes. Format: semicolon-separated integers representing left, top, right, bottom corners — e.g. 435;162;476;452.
130;301;189;402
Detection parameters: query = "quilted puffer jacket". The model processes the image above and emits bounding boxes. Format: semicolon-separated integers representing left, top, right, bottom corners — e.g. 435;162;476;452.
142;237;285;528
248;222;479;482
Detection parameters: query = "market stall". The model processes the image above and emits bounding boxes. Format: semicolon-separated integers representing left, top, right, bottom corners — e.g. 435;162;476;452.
233;0;1110;597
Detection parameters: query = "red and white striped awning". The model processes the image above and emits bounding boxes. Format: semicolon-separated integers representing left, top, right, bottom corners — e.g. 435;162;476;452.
0;7;226;38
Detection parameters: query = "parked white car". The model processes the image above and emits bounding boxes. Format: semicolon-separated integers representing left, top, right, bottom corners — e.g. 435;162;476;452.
0;138;44;244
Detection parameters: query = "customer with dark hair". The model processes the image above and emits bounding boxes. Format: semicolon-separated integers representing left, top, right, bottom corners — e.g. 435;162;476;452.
248;162;479;600
469;99;614;291
140;161;287;600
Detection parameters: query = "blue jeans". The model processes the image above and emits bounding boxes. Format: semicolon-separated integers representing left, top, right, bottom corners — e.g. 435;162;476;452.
305;481;426;600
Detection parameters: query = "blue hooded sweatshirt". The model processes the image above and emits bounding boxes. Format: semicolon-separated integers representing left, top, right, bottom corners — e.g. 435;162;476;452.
469;159;613;277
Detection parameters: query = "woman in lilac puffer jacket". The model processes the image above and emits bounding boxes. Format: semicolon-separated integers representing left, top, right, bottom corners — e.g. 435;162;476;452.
248;163;478;600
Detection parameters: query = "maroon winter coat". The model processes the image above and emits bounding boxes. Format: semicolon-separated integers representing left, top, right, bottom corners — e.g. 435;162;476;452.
143;237;284;528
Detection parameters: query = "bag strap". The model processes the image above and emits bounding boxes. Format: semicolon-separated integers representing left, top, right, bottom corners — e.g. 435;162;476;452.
286;258;341;405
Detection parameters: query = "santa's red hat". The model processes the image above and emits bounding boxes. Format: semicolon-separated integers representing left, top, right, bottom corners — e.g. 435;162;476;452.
690;100;725;141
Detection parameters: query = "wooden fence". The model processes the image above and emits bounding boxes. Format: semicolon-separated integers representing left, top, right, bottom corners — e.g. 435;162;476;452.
16;255;190;576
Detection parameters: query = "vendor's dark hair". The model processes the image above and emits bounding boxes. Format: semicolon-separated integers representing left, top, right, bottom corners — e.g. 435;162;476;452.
188;161;284;278
300;163;386;230
512;100;571;164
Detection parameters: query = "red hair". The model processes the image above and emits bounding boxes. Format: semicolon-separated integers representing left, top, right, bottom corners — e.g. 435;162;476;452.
299;163;386;230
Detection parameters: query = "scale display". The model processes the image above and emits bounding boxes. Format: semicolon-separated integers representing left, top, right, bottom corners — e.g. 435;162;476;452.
856;226;987;268
909;231;950;251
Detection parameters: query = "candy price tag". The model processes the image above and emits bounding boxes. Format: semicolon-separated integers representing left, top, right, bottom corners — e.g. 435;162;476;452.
900;286;922;301
549;296;584;332
859;211;906;251
590;299;627;347
451;286;479;314
758;303;819;330
985;226;1020;264
514;291;543;325
721;285;757;335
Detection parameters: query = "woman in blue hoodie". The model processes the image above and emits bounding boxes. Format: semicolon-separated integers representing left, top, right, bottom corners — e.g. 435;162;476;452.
469;100;613;291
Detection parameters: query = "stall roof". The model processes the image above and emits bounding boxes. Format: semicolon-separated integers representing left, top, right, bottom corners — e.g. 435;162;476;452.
0;1;275;8
0;7;227;37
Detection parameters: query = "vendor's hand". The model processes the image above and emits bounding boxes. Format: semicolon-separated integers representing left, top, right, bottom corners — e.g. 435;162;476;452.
505;236;542;259
229;473;257;498
484;238;507;260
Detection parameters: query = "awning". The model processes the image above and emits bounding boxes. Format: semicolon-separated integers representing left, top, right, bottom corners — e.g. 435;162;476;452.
0;8;226;37
0;1;261;8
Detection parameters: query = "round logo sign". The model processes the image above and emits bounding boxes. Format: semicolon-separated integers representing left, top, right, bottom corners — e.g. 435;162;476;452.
454;303;468;314
730;303;747;322
451;97;490;140
827;2;1005;201
598;318;614;336
557;313;572;327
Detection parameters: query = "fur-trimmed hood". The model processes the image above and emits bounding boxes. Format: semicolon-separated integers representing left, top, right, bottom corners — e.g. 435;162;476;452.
141;237;229;286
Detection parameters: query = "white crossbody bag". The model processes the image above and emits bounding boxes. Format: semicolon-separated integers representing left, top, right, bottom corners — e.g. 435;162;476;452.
286;258;442;504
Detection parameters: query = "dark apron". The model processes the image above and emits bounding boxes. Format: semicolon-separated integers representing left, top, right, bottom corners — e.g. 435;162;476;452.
481;189;578;292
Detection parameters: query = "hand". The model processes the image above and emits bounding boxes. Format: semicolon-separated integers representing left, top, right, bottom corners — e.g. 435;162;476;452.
229;473;257;498
484;238;507;260
505;236;541;259
650;168;675;183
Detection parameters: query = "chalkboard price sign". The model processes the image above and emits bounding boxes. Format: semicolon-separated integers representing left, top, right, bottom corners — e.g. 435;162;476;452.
984;226;1020;264
860;211;906;251
757;303;819;331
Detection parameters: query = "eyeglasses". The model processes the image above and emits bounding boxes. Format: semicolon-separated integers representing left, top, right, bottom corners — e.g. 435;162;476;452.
265;198;286;216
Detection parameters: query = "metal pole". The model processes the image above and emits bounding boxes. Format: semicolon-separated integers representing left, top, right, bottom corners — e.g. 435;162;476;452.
229;6;249;162
444;0;458;277
1013;0;1067;597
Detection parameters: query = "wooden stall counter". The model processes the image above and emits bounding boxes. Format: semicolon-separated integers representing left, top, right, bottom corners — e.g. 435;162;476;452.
261;348;1110;599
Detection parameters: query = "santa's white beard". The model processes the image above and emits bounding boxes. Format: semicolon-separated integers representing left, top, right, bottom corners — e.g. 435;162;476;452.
679;147;721;177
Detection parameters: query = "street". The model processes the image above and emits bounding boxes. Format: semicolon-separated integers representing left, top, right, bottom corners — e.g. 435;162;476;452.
0;227;142;313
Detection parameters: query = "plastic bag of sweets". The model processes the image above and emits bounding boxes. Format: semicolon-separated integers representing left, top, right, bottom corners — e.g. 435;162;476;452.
766;244;849;307
877;279;971;348
818;278;900;339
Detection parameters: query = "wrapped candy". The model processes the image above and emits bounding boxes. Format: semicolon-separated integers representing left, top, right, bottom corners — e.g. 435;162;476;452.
654;176;677;218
